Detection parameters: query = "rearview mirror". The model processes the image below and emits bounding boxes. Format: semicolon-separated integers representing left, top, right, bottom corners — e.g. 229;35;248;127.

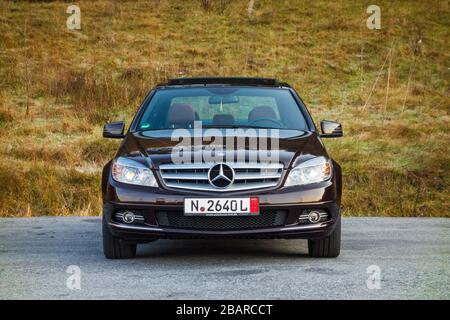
208;95;239;105
320;120;343;138
103;121;125;139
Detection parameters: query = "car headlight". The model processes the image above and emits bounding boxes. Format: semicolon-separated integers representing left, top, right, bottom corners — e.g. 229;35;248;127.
285;156;332;186
112;157;157;187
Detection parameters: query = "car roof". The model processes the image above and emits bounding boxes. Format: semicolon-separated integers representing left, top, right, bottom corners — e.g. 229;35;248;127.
159;77;291;88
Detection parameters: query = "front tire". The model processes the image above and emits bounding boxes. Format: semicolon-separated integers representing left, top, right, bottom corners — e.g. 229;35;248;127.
308;218;341;258
102;214;137;259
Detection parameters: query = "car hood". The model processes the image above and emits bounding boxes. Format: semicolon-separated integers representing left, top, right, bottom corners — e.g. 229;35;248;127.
117;129;328;169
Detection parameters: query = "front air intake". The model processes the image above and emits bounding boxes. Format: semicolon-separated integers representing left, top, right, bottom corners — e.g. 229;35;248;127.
156;210;288;230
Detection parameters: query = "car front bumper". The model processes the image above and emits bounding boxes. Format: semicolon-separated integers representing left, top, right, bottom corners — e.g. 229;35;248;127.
108;217;337;240
103;176;341;241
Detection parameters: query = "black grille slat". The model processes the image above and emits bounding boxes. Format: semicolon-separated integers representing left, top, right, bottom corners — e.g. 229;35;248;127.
156;211;287;230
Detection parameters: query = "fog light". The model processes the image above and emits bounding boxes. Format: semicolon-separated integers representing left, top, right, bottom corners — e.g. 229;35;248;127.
308;211;321;223
122;211;136;224
115;211;145;224
297;210;329;225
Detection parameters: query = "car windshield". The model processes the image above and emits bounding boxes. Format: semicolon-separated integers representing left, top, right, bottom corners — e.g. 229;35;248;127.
137;87;308;131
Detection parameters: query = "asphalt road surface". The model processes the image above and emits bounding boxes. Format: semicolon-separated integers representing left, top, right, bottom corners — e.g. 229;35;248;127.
0;217;449;299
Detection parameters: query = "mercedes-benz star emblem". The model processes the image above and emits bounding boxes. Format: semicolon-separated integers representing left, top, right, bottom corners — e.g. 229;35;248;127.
208;163;234;189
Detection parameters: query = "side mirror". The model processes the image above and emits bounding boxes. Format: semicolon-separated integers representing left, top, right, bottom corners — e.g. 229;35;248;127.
103;121;125;139
320;120;343;138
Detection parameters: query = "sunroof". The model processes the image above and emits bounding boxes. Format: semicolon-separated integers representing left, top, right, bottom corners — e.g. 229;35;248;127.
167;77;280;87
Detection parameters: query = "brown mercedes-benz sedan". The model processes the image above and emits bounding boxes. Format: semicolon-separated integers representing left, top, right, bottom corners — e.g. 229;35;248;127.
101;77;343;259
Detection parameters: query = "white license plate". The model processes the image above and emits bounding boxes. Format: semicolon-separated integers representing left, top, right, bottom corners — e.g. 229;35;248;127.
184;198;259;216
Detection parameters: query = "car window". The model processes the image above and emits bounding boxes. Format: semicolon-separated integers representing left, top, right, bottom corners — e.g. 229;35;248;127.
137;87;307;130
170;96;280;121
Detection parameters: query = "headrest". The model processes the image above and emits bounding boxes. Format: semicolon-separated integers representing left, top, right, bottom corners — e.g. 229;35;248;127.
167;103;196;127
248;106;277;122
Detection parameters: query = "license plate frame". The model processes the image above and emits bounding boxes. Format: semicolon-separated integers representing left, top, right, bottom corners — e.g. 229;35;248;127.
184;197;260;216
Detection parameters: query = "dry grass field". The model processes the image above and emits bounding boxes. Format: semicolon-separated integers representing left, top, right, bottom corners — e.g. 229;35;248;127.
0;0;448;217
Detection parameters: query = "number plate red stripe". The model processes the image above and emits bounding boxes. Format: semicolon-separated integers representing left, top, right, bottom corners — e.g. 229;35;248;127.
250;197;259;214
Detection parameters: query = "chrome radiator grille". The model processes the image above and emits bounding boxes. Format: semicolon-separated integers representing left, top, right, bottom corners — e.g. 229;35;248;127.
159;162;283;192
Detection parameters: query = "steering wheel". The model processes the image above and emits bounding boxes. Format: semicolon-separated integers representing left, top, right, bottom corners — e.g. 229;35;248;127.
248;118;284;127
